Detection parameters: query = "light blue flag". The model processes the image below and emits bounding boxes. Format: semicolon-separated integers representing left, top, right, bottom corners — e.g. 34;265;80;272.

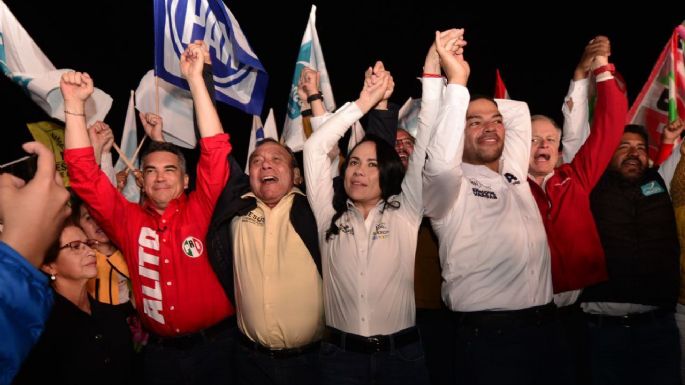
154;0;267;115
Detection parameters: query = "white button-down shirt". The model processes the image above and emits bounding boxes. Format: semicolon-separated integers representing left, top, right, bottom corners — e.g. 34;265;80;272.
303;95;433;336
424;84;553;312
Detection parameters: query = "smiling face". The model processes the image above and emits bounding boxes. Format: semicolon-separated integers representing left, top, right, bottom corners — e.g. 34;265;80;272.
610;132;648;182
249;141;295;208
142;151;189;213
344;141;382;208
42;225;97;282
463;98;505;172
529;118;561;179
395;129;415;169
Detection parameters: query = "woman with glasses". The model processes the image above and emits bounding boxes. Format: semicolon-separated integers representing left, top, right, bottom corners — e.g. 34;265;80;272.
14;218;134;384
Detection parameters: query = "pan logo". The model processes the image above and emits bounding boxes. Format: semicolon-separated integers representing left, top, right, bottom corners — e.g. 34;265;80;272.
164;0;250;88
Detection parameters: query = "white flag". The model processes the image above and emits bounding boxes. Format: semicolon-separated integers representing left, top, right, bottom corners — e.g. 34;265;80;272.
115;90;141;203
245;108;278;174
398;97;422;138
282;5;335;152
0;1;112;125
135;69;196;149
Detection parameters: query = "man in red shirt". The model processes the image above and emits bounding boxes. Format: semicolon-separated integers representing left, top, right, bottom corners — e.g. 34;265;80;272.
62;43;236;383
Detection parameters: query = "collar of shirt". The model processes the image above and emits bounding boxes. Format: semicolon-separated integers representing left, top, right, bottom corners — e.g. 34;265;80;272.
142;193;187;218
527;170;556;190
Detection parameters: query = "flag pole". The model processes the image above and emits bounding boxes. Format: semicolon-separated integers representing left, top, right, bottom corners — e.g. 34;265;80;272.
112;143;136;171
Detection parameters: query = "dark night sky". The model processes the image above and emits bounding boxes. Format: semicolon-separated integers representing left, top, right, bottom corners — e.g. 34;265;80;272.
1;1;683;166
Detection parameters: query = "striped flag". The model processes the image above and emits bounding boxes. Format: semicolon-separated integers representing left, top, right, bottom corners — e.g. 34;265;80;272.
154;0;267;115
628;25;685;160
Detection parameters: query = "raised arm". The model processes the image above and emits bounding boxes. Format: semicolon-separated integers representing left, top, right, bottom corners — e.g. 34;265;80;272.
659;118;685;191
562;36;611;162
303;71;389;229
569;43;629;189
424;29;470;218
180;42;224;138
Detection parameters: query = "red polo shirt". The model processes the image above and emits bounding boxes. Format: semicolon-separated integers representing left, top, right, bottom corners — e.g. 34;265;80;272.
65;134;234;336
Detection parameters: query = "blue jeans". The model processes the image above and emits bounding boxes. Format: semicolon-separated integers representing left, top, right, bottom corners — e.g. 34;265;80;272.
319;338;429;385
143;325;236;385
235;340;319;385
586;311;681;385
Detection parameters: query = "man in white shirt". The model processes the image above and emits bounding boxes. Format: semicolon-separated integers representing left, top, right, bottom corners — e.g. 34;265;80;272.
423;31;562;384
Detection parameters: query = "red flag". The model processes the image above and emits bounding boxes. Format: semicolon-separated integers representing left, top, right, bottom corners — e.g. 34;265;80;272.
494;69;510;99
628;25;685;160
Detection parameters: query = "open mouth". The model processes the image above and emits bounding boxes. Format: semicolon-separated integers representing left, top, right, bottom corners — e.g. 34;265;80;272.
479;134;499;144
535;154;551;161
622;158;642;167
261;176;278;184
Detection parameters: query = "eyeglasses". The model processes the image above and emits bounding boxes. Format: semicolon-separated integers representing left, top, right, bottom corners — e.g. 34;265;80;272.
531;137;559;146
59;239;99;251
395;138;415;149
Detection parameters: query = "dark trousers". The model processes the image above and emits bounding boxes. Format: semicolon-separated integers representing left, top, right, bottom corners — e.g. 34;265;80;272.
235;335;319;385
586;310;681;385
319;327;430;385
143;323;237;385
453;303;568;385
557;303;591;385
416;307;455;385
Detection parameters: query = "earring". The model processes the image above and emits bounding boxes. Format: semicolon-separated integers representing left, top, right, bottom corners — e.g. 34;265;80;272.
50;275;56;281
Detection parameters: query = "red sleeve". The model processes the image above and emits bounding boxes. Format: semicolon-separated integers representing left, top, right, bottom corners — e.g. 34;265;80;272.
655;143;675;166
187;133;232;223
64;147;138;250
569;77;628;190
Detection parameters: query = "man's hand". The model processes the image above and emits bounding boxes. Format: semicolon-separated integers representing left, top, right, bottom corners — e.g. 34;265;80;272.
0;142;71;268
366;61;395;110
424;29;465;75
60;71;94;104
575;36;611;80
357;71;390;113
139;112;165;142
665;117;685;145
87;121;114;165
435;29;469;86
180;43;206;81
297;67;321;110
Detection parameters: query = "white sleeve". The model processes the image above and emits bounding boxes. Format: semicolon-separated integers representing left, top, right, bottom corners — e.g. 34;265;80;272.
423;84;469;218
303;102;364;231
309;112;334;132
400;78;443;219
561;78;591;163
497;98;532;180
659;144;681;193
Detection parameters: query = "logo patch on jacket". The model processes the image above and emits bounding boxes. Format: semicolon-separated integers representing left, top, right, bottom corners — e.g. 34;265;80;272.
468;178;498;199
640;181;665;197
242;211;265;226
182;236;204;258
372;222;390;240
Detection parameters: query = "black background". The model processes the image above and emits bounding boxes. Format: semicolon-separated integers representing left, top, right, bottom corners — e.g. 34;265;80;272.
2;1;682;167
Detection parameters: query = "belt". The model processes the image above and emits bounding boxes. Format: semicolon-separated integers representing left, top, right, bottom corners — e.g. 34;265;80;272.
453;302;557;329
149;316;236;350
323;326;420;354
238;332;320;359
584;308;672;328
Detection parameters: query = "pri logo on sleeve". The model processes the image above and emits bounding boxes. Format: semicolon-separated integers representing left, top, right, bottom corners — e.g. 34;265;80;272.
182;236;204;258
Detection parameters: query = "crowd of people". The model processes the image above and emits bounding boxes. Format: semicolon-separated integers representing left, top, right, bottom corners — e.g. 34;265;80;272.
1;29;684;385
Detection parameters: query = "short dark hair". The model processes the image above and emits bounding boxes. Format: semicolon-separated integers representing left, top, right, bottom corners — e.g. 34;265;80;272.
249;138;299;169
470;94;498;106
141;141;187;173
43;217;76;267
624;124;649;147
326;134;404;240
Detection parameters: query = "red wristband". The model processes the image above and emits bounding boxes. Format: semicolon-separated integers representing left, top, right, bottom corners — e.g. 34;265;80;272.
422;73;443;78
593;63;615;76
